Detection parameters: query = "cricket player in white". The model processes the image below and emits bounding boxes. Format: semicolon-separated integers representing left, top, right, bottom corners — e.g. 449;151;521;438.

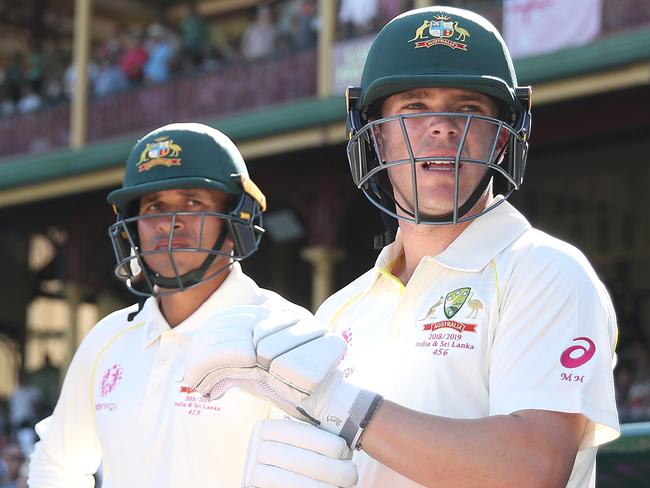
184;7;620;488
28;124;357;488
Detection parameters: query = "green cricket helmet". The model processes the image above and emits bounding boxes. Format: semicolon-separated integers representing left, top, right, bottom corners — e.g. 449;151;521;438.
107;123;266;297
346;6;532;244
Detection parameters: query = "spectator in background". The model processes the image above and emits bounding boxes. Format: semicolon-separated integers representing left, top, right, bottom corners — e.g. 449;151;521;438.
180;2;209;69
294;0;318;49
0;441;27;488
628;377;650;420
28;355;61;417
615;310;650;423
63;59;99;99
276;0;318;51
276;0;300;51
338;0;379;38
144;24;176;84
43;42;69;102
0;69;16;117
615;362;635;421
620;339;650;421
209;14;249;64
119;30;149;85
14;421;36;461
0;397;9;442
95;46;129;98
8;374;42;434
5;53;24;107
241;5;278;60
277;0;302;49
26;42;45;96
8;374;42;458
16;83;42;114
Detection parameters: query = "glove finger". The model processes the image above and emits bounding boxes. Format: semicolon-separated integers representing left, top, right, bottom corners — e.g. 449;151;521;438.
247;464;343;488
253;309;306;346
257;441;358;487
259;420;350;460
255;316;327;369
197;306;271;336
184;326;255;392
269;335;347;392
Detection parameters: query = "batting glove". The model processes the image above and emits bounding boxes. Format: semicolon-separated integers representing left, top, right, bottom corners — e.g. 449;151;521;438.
243;419;358;488
183;305;382;448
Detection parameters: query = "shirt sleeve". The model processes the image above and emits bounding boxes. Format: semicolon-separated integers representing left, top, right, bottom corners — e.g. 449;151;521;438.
488;243;620;449
28;330;103;487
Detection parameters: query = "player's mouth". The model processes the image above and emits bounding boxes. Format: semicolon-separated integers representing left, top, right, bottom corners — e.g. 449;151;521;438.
154;239;191;250
420;160;460;171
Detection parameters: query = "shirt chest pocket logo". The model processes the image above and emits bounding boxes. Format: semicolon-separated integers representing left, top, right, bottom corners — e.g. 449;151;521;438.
415;287;485;356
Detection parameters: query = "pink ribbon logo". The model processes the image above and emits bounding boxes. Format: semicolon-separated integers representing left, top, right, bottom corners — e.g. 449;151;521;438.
100;364;123;396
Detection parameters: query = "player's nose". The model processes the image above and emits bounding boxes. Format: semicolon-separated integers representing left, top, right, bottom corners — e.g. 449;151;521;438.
427;114;462;139
155;213;184;234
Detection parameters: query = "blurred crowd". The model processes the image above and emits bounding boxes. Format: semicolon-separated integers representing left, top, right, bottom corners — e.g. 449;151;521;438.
616;352;650;423
612;292;650;423
0;0;412;119
0;0;320;118
0;357;59;488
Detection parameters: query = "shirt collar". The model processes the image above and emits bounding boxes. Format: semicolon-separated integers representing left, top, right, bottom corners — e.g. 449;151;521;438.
375;231;405;272
432;198;530;272
370;198;531;284
141;262;259;348
363;232;405;293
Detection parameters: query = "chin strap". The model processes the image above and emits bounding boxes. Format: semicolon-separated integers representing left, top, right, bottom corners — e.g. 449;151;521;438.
422;170;493;224
372;184;399;250
127;296;147;322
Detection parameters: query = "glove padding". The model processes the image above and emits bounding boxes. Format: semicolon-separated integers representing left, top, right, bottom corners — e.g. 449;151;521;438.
184;305;382;448
242;419;358;488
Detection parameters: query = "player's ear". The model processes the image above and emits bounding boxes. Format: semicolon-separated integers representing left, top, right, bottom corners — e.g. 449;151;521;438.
373;125;384;151
369;106;385;155
497;125;509;151
220;233;234;253
495;100;513;151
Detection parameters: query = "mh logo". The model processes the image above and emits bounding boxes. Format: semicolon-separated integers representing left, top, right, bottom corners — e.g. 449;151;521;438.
560;337;595;369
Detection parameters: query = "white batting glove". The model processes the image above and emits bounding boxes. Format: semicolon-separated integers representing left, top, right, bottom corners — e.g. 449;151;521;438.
242;419;358;488
183;305;382;448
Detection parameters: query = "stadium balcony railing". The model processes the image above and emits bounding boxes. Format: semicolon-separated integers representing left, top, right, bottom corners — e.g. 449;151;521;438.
0;49;316;160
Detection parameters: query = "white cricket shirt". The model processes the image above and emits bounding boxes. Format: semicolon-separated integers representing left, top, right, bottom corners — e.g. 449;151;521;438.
316;199;620;488
28;263;310;488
